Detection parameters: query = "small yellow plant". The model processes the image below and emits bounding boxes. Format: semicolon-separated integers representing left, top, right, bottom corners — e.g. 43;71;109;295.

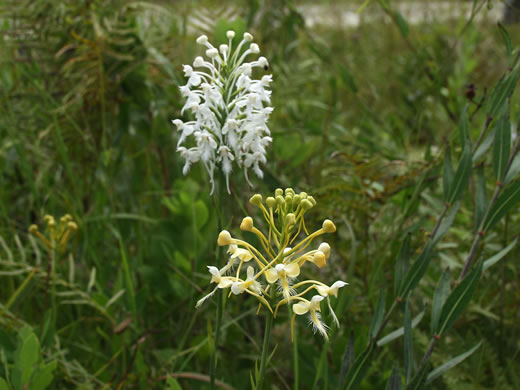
29;214;78;252
197;188;347;340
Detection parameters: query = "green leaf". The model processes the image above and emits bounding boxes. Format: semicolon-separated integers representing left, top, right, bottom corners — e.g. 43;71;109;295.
504;154;520;185
31;360;57;390
425;342;482;384
486;65;520;118
0;378;8;390
497;23;513;66
483;179;520;231
430;269;451;334
13;327;40;389
483;237;518;271
340;332;355;387
398;242;434;299
447;144;473;204
338;64;358;93
395;11;409;37
459;107;471;147
377;310;425;347
369;289;386;339
167;377;183;390
193;199;209;229
442;146;454;202
475;165;488;228
492;113;511;182
405;364;428;390
394;234;411;296
385;364;402;390
435;260;482;336
343;344;375;390
403;301;413;385
473;128;496;163
432;201;460;246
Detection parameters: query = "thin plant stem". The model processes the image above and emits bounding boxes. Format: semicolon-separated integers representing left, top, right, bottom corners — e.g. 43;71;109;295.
258;286;275;390
289;305;299;390
210;181;224;390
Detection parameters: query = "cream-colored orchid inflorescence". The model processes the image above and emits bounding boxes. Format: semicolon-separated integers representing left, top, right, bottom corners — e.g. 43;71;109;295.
196;188;348;340
173;30;273;194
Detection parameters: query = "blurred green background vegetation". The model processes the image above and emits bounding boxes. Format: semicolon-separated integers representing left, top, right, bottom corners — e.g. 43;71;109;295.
1;0;520;389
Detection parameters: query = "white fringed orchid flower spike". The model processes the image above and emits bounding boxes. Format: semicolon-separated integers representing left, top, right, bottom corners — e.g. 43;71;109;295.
173;31;273;194
195;189;348;340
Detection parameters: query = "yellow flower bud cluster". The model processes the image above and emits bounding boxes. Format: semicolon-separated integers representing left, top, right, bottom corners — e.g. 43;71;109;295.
197;189;347;340
29;214;78;253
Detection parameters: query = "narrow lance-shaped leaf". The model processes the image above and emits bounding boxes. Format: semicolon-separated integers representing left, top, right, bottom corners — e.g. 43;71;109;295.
443;146;454;202
430;268;451;334
483;237;518;271
497;23;513;66
459;106;471;147
486;64;520;118
492;112;511;182
404;301;414;385
473;128;496;163
475;164;488;229
394;234;411;296
395;11;409;37
425;341;482;384
447;144;473;204
504;154;520;185
435;259;483;336
377;310;425;347
370;289;386;339
343;344;375;390
483;179;520;231
398;242;433;299
386;364;402;390
432;201;460;246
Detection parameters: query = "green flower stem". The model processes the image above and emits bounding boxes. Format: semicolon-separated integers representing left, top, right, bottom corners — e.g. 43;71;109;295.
292;311;299;390
210;182;224;390
258;287;275;390
210;288;223;390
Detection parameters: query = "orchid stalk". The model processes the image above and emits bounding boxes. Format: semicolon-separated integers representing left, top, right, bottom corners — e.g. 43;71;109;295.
173;31;273;194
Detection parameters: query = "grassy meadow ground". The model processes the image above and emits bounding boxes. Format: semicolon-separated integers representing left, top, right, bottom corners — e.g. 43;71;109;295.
1;0;520;389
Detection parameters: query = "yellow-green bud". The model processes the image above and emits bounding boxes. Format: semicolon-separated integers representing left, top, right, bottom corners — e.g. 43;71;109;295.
275;188;283;197
301;199;313;211
285;188;295;196
307;196;316;206
240;217;254;231
293;195;301;205
29;224;38;234
67;221;78;231
300;192;308;199
266;196;276;208
249;194;263;206
217;230;232;246
286;213;296;226
276;195;285;206
285;195;293;208
322;219;336;233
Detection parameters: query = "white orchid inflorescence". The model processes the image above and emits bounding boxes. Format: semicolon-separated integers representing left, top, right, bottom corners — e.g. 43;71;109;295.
196;188;348;340
173;30;273;194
